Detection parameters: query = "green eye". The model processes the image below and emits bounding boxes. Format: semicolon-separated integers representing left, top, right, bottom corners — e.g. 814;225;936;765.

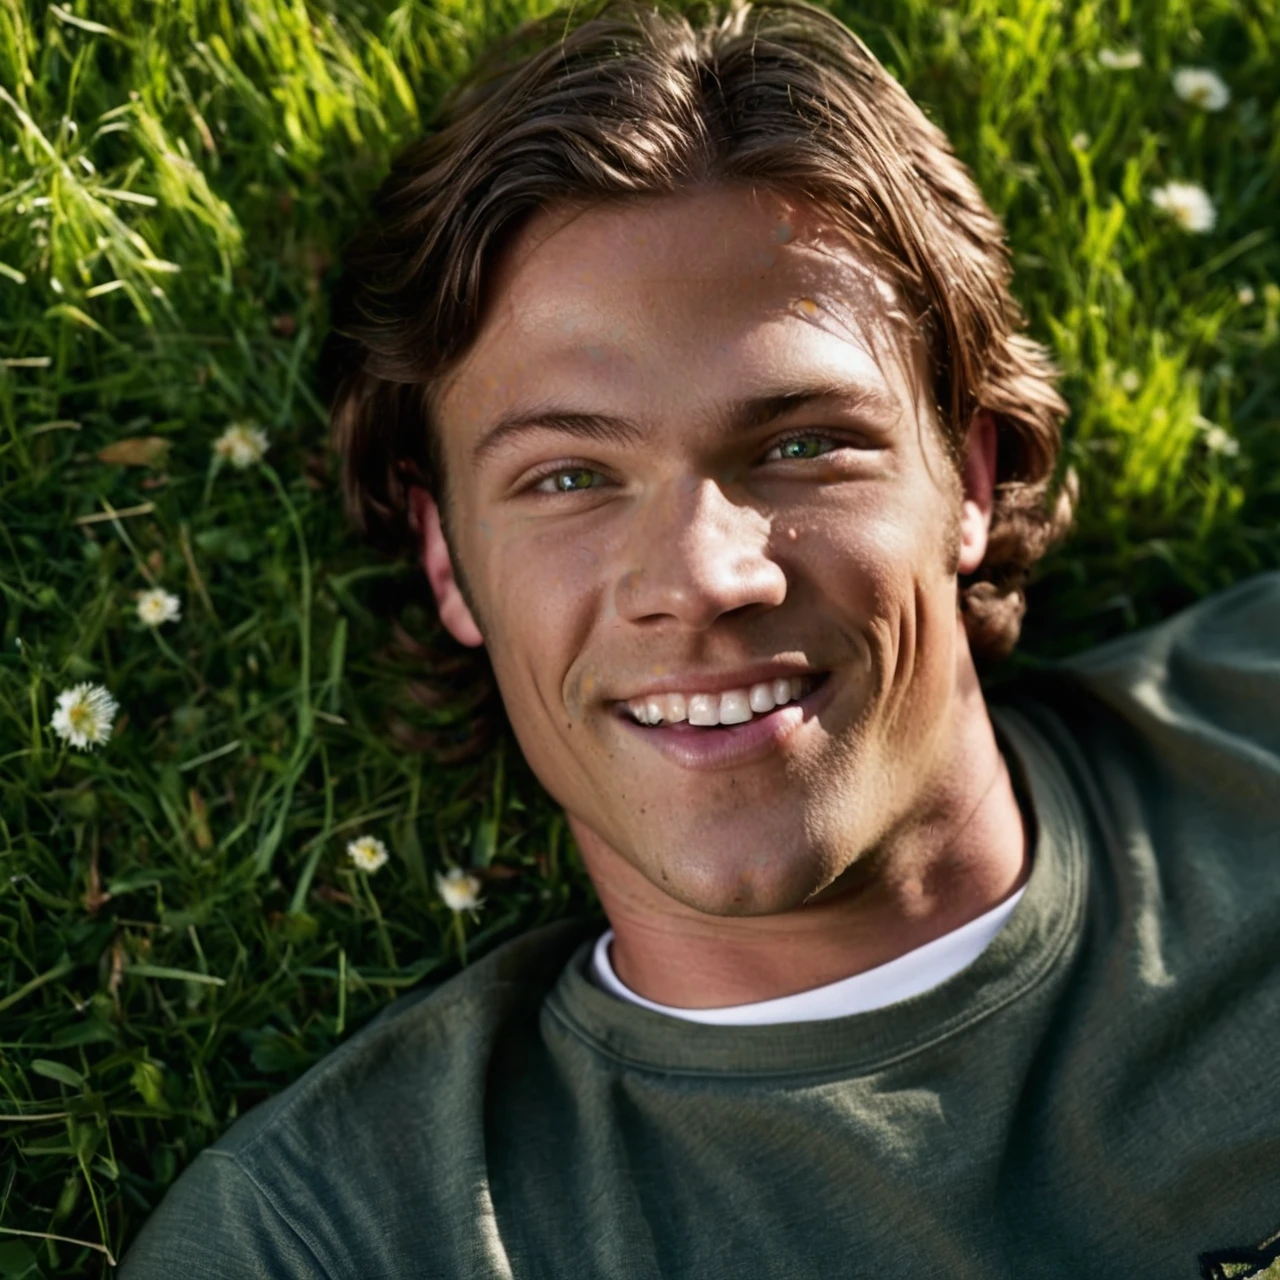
542;467;602;493
775;436;834;461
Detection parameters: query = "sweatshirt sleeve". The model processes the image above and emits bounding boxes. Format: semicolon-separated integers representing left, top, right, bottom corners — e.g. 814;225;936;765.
118;1147;330;1280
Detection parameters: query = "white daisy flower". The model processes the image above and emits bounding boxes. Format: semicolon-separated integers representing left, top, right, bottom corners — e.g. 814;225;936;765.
436;866;484;912
1070;131;1090;151
1173;67;1230;111
1149;181;1216;234
213;422;270;469
1119;368;1142;394
1237;285;1255;306
1202;425;1240;457
1098;48;1143;71
50;682;119;751
136;587;181;627
346;835;390;874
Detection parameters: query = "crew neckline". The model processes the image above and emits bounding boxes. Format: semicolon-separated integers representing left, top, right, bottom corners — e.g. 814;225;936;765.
544;704;1089;1078
589;883;1028;1025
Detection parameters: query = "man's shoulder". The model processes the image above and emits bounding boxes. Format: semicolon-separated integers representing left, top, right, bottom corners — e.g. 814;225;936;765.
121;916;594;1278
1060;569;1280;686
226;915;590;1162
1054;570;1280;760
991;571;1279;891
1004;571;1280;757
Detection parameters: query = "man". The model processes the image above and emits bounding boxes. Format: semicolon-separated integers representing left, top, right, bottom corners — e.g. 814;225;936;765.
122;0;1280;1276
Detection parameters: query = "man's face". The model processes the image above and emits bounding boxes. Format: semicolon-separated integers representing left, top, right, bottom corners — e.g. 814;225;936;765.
426;186;992;916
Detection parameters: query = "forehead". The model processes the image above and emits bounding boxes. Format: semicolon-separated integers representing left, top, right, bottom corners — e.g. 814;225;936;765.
436;186;922;435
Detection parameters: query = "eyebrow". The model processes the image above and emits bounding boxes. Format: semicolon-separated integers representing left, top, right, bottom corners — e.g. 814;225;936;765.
470;378;898;467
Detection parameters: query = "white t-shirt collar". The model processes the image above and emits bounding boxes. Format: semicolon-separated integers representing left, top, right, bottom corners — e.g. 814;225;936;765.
590;886;1027;1026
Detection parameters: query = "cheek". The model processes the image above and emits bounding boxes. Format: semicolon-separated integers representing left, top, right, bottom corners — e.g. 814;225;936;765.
792;487;942;603
479;522;608;705
790;486;960;703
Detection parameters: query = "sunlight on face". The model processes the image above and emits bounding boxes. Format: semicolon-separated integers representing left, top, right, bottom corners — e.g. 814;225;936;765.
432;186;972;916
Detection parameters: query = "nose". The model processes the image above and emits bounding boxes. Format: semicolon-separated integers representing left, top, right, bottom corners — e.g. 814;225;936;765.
614;478;787;629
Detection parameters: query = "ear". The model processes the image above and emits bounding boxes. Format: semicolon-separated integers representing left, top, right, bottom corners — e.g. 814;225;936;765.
957;411;997;577
408;487;485;648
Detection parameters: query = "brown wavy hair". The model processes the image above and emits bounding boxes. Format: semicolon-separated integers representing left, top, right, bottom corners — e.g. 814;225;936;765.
326;0;1073;750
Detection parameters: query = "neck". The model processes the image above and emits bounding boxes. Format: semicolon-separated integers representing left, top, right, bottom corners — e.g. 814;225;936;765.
572;669;1029;1011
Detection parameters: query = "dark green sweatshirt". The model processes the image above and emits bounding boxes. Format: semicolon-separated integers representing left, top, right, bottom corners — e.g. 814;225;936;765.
121;573;1280;1279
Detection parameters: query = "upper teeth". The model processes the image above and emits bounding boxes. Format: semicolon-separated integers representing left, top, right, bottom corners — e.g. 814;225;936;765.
626;676;812;726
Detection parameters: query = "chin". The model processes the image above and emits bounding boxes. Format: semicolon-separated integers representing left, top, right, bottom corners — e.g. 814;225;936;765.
637;835;829;918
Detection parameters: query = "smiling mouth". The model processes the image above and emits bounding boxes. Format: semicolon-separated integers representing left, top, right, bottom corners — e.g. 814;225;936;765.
620;673;828;729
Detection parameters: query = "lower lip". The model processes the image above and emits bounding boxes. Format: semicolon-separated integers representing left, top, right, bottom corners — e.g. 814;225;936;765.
615;676;833;771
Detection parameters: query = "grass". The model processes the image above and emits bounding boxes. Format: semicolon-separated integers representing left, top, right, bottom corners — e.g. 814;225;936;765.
0;0;1276;1273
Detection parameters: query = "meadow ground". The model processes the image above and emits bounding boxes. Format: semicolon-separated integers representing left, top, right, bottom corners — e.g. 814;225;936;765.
1;0;1278;1273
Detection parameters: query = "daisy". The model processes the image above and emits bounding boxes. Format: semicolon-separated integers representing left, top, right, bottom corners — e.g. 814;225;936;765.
1202;425;1240;458
1149;181;1216;234
213;422;270;469
1237;285;1255;306
136;587;181;627
1172;67;1230;112
50;682;119;750
436;866;484;912
1119;368;1142;395
346;835;390;874
1098;48;1143;71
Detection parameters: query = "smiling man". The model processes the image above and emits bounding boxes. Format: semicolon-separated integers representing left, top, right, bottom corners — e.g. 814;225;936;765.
121;1;1280;1277
414;185;1034;1010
